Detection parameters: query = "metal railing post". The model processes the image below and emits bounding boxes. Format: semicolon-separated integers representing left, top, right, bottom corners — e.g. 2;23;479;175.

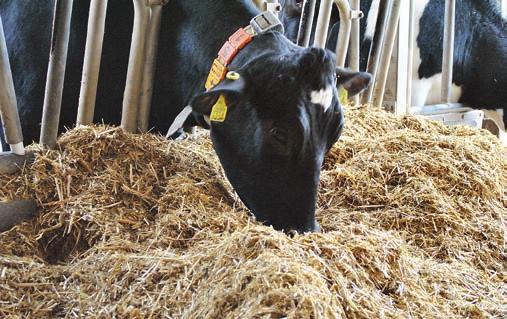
138;1;166;132
349;0;361;104
361;0;392;104
406;0;415;113
314;0;352;68
76;0;109;126
265;0;281;16
121;0;150;133
0;15;24;155
372;0;402;109
296;0;317;47
40;0;74;149
313;0;333;48
441;0;455;103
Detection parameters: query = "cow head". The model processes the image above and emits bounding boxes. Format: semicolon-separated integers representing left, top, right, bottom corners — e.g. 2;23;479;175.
190;46;370;233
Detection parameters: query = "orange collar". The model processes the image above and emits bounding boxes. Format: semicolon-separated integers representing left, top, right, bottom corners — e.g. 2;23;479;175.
205;27;254;90
204;11;284;91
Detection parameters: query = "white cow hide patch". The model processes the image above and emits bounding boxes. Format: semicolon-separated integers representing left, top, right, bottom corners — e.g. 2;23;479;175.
311;87;333;111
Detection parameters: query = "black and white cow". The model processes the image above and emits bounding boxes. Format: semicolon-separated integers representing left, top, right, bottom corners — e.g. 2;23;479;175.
281;0;507;141
0;0;371;233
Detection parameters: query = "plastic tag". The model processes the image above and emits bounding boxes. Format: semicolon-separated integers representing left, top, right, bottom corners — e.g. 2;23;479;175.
338;87;349;105
210;95;228;122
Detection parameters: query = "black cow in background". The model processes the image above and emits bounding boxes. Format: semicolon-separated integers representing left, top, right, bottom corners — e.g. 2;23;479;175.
0;0;371;233
280;0;507;140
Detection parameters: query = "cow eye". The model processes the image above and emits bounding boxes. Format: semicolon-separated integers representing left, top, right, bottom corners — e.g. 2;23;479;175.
270;127;288;144
295;0;303;7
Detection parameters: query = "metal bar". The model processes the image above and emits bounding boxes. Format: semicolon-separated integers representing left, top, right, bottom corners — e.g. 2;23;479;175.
406;0;415;113
361;0;392;104
313;0;333;48
349;0;360;104
121;0;150;133
0;199;37;233
0;15;25;155
332;0;352;67
411;103;471;115
296;0;317;47
372;0;402;109
441;0;455;103
265;0;281;16
0;151;34;174
76;0;109;126
40;0;74;149
314;0;352;68
138;4;163;133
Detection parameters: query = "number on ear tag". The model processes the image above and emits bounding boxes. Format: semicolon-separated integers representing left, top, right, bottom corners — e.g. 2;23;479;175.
338;87;349;106
210;95;228;122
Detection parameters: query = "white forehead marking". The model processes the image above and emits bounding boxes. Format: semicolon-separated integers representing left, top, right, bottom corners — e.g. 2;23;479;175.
310;86;333;111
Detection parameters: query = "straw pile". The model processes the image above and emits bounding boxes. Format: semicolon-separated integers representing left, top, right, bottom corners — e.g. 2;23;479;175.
1;106;505;318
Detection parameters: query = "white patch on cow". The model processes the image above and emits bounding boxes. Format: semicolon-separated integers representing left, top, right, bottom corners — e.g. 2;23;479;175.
420;72;463;105
311;86;333;111
412;73;463;106
364;0;380;40
483;109;506;145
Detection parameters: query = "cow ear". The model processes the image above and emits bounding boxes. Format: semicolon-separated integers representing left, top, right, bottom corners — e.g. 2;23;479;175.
336;68;372;97
191;76;246;116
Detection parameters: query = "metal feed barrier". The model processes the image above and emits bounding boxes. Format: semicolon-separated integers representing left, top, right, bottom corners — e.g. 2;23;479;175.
0;0;168;232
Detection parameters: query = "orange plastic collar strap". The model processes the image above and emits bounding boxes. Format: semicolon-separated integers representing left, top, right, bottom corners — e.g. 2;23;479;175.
205;28;253;90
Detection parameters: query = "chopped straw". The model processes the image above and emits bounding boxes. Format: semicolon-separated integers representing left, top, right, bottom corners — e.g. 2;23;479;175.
1;106;506;318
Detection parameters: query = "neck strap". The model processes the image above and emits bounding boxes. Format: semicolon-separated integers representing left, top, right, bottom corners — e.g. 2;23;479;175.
205;11;284;90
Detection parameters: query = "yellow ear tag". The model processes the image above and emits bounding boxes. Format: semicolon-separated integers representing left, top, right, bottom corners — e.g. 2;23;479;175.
226;71;240;80
210;95;228;122
338;87;349;105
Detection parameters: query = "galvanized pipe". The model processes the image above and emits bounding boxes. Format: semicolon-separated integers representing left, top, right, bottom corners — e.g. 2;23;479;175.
0;199;37;233
121;0;150;133
314;0;352;67
441;0;455;103
372;0;402;109
265;0;281;16
313;0;333;48
406;0;415;113
296;0;317;47
40;0;74;149
138;4;163;132
76;0;109;126
0;15;24;155
361;0;392;104
349;0;361;104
